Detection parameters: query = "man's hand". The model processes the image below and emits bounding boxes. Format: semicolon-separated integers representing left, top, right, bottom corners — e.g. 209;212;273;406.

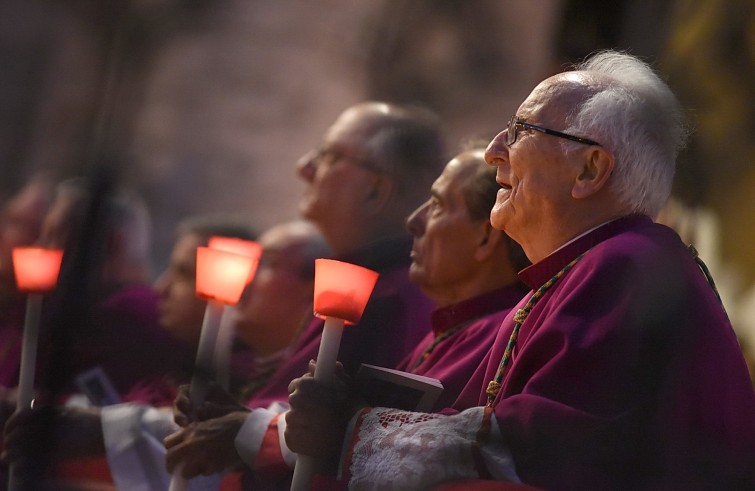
173;382;247;427
284;361;365;469
164;410;248;478
2;404;104;471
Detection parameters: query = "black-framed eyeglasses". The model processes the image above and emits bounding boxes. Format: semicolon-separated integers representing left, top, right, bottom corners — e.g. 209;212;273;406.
312;146;382;173
506;116;601;147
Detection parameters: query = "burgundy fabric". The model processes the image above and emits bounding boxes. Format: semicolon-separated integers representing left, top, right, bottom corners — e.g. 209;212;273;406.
452;215;755;490
395;285;527;411
58;284;187;398
245;237;435;411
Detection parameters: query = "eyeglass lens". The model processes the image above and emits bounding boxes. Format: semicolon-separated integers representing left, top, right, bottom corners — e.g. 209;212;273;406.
506;117;517;146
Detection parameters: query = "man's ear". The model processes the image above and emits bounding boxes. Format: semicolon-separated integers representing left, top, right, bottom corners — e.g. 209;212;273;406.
572;147;614;199
364;174;394;214
474;221;503;262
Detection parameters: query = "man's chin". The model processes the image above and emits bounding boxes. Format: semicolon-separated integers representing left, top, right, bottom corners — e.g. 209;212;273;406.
408;265;420;281
489;212;508;231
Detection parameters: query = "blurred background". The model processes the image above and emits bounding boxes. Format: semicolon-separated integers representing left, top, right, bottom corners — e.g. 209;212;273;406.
1;0;753;351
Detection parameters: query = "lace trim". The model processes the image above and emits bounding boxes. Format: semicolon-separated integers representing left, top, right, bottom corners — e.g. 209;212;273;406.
343;407;517;490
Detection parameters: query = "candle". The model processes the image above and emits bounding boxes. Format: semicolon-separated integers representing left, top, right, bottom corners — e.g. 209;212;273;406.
290;259;378;491
9;247;63;491
208;236;261;285
207;237;261;387
169;246;256;491
12;247;64;294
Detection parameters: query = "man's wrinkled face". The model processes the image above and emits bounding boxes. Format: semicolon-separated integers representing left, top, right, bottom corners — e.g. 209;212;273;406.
406;157;484;304
153;233;207;346
485;77;579;247
295;109;381;241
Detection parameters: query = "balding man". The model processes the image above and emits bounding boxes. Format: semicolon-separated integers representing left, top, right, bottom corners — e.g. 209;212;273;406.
166;102;447;486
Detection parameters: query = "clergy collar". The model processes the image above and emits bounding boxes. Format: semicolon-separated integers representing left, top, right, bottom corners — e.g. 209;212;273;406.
518;214;652;289
337;235;412;272
430;284;528;336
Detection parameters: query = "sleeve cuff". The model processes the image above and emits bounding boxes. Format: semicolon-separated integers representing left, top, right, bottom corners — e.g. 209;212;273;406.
234;408;278;465
101;404;177;491
275;411;297;469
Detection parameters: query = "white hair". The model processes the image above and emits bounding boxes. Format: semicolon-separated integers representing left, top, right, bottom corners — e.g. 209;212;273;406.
565;51;689;218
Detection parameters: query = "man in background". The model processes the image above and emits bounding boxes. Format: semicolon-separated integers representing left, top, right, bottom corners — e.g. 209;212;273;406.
164;101;447;488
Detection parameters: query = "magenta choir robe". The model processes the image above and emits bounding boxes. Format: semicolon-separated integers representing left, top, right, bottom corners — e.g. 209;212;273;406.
245;237;435;410
54;283;185;398
394;284;528;411
334;215;755;491
449;214;755;489
121;340;261;407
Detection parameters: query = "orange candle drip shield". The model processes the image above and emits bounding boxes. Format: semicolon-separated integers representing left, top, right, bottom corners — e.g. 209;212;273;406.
12;247;64;293
208;236;262;284
313;259;379;325
195;246;254;304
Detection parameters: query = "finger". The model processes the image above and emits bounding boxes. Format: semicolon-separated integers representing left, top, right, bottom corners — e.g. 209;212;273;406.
175;393;191;412
163;428;187;449
290;378;339;408
287;375;303;395
308;359;317;375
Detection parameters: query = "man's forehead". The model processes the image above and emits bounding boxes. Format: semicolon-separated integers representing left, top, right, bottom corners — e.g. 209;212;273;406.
518;72;592;119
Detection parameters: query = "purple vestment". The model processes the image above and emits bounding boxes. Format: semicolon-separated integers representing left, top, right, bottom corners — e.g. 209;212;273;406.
453;215;755;489
246;237;435;410
395;285;527;411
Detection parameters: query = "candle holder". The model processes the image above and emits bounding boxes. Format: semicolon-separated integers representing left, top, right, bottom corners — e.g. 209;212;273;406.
9;247;63;491
207;237;261;387
12;247;64;294
169;245;257;491
208;236;261;285
290;259;378;491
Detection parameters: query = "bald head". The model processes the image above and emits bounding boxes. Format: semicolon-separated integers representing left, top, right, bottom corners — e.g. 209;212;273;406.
297;102;447;254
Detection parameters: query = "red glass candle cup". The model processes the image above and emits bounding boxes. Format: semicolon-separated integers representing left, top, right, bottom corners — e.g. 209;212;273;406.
313;259;379;325
208;237;262;285
195;246;254;305
12;247;64;293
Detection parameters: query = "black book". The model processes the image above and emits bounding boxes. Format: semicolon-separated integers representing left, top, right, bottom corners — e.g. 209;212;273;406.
355;363;443;412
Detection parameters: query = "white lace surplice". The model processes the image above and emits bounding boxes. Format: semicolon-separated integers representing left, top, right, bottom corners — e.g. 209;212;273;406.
340;406;519;491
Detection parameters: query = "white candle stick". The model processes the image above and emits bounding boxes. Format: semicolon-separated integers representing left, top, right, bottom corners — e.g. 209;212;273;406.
289;316;346;491
169;300;224;491
8;294;44;491
169;245;254;491
213;305;237;392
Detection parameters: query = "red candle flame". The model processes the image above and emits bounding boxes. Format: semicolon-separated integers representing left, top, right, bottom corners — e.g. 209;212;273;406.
313;259;379;325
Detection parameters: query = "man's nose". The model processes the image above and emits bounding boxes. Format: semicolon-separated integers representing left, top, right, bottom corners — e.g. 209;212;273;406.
484;130;509;167
296;150;317;181
405;201;429;236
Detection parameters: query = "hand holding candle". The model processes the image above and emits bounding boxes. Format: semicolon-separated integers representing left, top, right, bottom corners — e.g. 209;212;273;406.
168;242;257;491
9;247;63;491
290;259;378;491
